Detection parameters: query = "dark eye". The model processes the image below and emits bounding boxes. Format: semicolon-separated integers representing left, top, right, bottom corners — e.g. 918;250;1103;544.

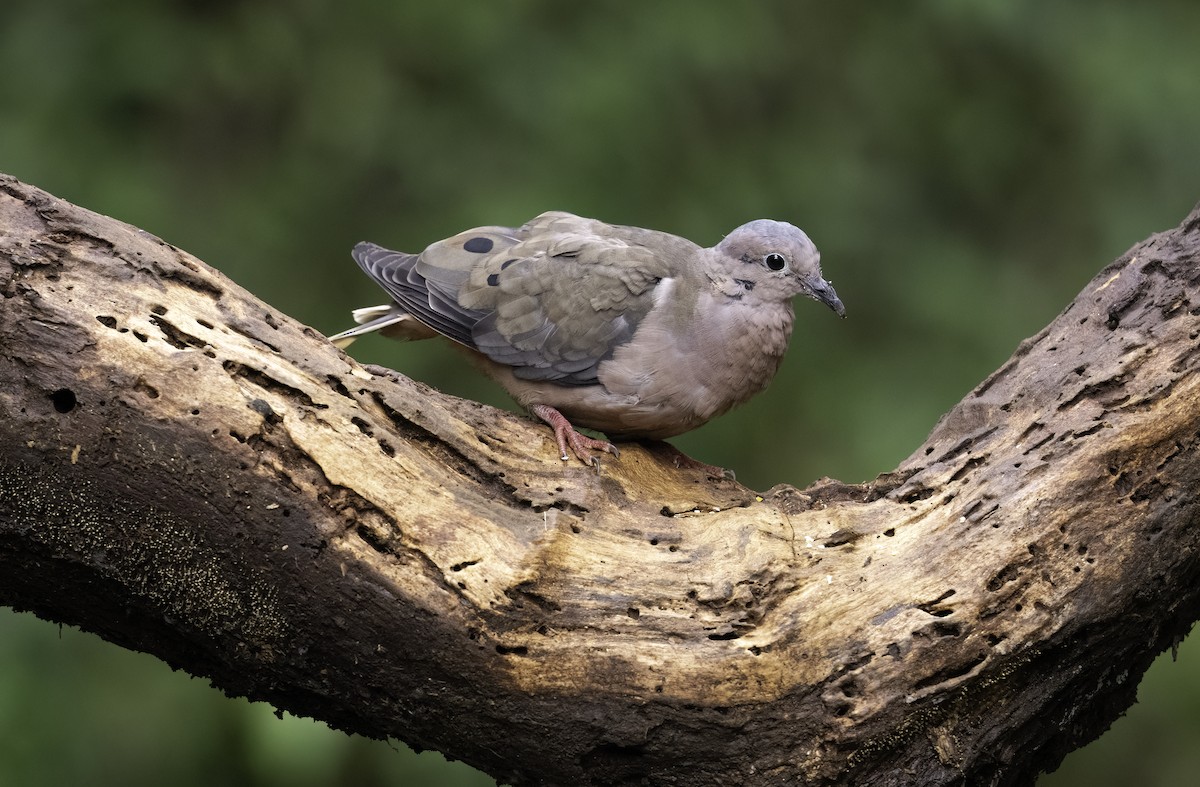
764;253;788;271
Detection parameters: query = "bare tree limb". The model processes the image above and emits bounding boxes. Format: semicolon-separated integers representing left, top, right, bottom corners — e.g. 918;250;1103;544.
2;173;1199;785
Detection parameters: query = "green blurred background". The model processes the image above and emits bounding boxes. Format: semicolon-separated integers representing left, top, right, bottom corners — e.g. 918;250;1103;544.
2;1;1199;784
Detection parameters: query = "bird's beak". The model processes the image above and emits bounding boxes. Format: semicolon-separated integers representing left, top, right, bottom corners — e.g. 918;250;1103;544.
808;277;846;318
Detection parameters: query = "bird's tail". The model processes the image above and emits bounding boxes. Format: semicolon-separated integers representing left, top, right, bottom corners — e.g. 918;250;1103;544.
327;305;433;349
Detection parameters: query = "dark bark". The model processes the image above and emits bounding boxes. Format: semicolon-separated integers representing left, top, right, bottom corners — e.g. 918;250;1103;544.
2;172;1199;785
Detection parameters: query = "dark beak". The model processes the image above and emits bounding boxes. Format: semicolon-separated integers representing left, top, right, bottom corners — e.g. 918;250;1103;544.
809;278;846;318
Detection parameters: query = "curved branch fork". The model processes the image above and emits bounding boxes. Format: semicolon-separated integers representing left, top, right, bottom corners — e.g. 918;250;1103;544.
2;174;1199;785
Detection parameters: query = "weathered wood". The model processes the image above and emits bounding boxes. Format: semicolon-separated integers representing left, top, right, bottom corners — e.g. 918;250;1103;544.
1;172;1198;785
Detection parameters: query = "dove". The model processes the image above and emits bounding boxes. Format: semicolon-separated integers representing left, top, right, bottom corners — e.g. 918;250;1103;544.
330;211;844;466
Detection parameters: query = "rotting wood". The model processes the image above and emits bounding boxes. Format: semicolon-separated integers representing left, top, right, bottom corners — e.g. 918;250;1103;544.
2;173;1200;786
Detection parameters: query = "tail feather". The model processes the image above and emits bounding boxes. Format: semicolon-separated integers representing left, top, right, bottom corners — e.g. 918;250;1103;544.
328;305;435;349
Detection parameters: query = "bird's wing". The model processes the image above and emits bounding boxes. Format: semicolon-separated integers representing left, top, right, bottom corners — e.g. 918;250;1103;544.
351;212;682;385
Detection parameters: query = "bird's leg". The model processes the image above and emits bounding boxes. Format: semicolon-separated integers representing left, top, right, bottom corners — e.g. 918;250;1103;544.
529;404;620;466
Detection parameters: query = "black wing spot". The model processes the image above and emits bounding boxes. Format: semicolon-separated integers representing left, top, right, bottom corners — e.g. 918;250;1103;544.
464;237;494;253
486;273;500;286
500;258;518;269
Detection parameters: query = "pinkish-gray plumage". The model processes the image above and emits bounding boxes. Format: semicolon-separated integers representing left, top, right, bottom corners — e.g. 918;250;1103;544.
330;211;844;465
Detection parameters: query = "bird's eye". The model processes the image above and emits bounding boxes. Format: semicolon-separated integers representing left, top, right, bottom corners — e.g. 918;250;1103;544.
764;253;788;271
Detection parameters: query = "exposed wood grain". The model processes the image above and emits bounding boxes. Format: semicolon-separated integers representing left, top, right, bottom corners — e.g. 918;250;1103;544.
2;173;1199;785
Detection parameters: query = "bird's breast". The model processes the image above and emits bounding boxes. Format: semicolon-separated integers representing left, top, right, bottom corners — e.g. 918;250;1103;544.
588;293;796;437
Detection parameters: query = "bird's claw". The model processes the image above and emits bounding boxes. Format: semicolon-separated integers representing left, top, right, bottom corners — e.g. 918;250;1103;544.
530;404;619;469
561;428;619;468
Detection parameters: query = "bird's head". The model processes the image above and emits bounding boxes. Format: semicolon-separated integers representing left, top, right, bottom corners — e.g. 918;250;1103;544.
715;220;845;317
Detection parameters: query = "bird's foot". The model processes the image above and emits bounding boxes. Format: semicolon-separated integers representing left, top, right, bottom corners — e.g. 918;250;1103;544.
530;404;620;468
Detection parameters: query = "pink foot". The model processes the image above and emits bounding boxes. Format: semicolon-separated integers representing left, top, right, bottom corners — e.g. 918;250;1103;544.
529;404;620;467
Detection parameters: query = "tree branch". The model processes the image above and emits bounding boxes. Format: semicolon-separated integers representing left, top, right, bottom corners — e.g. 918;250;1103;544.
2;173;1199;786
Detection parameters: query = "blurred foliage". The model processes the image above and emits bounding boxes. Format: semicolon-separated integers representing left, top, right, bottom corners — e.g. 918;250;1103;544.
1;1;1199;784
